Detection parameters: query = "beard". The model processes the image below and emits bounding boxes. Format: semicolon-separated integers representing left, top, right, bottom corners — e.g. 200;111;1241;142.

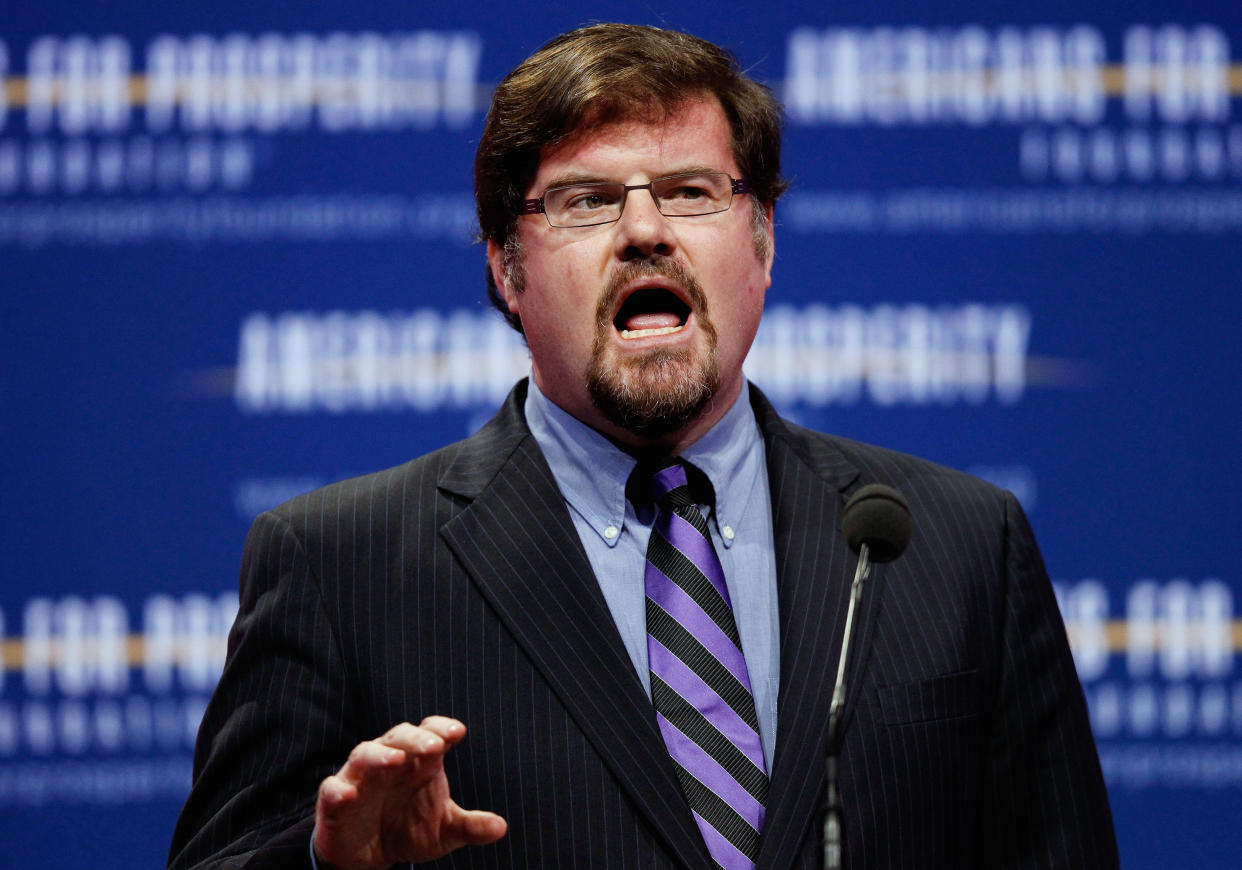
585;256;720;441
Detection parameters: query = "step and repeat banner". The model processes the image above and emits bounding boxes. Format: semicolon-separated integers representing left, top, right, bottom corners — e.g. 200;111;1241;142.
3;1;1240;866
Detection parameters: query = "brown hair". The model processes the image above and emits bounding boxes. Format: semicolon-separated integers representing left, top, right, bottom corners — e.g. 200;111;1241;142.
475;23;787;331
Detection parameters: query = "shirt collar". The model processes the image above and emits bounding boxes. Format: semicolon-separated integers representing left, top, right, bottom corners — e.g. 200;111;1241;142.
680;386;764;548
524;379;764;549
525;380;634;548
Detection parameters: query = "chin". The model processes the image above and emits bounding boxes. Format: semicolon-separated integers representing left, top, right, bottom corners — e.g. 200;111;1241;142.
587;347;719;440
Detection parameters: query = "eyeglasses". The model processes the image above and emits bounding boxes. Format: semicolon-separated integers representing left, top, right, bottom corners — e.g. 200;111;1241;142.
520;171;751;228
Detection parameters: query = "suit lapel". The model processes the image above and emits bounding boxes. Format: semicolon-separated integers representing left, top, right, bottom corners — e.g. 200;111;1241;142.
436;383;883;868
748;389;883;869
438;384;710;869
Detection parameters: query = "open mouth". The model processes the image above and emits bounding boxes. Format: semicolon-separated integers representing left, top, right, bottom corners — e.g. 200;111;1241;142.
614;287;691;339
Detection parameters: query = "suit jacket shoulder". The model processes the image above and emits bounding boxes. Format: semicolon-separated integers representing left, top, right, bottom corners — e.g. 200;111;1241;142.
749;384;1118;869
170;381;712;870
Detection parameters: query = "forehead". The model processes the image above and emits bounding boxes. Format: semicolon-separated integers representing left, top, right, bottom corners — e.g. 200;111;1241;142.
530;95;738;192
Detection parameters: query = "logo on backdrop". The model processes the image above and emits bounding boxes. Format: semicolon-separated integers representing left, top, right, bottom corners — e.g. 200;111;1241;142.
221;302;1039;414
3;580;1237;805
0;31;482;245
216;301;1050;526
7;22;1241;245
1057;579;1242;788
0;594;234;805
783;23;1242;234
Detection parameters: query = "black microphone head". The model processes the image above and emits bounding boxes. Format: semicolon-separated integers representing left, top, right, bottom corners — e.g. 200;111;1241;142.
841;484;911;563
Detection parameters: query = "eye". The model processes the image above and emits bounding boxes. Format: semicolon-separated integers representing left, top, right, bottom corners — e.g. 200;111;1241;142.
562;186;622;211
663;183;709;201
568;192;609;210
653;174;728;212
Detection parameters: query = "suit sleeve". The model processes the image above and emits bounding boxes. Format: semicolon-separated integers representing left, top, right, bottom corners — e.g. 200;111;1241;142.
167;510;356;870
978;492;1120;869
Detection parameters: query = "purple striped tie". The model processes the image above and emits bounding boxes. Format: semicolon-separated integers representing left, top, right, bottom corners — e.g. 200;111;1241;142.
643;459;768;869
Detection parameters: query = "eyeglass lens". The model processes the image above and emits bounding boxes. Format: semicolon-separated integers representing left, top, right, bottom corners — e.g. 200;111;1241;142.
543;171;735;227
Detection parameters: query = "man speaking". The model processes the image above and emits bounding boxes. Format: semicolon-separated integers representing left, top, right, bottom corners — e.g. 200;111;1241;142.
169;23;1119;870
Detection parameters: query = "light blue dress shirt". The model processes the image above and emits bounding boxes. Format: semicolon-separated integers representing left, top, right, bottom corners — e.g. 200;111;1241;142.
525;379;781;771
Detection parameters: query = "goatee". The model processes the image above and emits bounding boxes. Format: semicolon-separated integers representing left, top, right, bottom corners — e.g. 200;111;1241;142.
586;257;720;441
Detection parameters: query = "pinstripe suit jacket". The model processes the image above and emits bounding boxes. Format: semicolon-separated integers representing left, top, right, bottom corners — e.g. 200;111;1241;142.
169;380;1118;869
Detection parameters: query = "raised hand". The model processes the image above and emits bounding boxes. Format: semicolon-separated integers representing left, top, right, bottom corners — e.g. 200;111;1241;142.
313;717;507;870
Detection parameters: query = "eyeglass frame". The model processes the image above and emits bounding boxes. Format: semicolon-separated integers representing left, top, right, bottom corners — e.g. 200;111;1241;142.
518;171;751;228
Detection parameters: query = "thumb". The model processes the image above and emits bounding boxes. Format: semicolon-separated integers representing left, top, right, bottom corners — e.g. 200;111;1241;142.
441;805;508;850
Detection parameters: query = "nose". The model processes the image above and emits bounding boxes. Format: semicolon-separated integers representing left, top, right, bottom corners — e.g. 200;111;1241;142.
613;186;676;261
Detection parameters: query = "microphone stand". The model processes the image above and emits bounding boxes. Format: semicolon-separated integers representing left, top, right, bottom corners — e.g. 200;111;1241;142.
823;541;871;870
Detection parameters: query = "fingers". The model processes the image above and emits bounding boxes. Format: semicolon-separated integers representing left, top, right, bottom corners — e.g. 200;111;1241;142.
327;718;468;801
314;726;450;870
315;719;506;867
372;717;465;758
317;772;358;806
334;736;411;787
446;808;508;847
417;716;468;747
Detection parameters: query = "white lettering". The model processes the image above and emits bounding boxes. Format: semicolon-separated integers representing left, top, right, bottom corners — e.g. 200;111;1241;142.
234;309;530;414
1088;682;1242;741
1116;579;1236;680
785;25;1110;125
0;704;16;755
22;599;53;695
399;310;444;410
142;595;176;693
42;598;129;696
746;304;1030;407
1124;25;1232;122
1127;581;1159;678
58;700;91;753
0;140;15;193
1067;26;1106;123
1161;580;1197;680
27;37;60;133
1019;125;1242;184
23;35;131;135
142;31;482;133
1199;684;1229;734
0;136;255;195
140;593;234;692
1063;580;1111;680
1200;581;1234;677
24;702;55;754
177;595;222;692
94;698;125;751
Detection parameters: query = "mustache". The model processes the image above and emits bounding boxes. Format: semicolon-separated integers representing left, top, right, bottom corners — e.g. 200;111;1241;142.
594;257;707;330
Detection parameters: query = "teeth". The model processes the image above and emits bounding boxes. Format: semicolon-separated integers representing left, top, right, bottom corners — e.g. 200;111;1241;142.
619;325;684;339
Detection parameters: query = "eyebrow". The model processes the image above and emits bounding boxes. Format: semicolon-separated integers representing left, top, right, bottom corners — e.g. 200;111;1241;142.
541;165;724;191
542;171;611;190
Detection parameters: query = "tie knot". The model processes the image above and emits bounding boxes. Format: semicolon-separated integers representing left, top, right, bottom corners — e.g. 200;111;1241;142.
643;459;700;512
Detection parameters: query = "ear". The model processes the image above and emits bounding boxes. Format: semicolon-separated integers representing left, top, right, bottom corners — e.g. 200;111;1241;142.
761;203;776;288
487;239;520;313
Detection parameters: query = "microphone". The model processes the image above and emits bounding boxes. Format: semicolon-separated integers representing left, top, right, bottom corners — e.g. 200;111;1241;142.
841;484;912;565
824;484;911;870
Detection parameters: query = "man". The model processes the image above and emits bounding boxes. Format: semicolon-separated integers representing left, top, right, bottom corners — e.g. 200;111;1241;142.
169;23;1119;870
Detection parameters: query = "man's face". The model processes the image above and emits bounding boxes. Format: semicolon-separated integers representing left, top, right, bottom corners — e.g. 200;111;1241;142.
489;94;774;448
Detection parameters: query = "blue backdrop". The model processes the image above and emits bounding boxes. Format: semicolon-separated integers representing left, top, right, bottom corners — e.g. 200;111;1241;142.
3;1;1240;866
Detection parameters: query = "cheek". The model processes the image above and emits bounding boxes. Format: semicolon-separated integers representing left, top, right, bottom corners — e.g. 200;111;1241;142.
532;256;607;328
710;262;767;352
519;274;598;355
714;256;767;310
